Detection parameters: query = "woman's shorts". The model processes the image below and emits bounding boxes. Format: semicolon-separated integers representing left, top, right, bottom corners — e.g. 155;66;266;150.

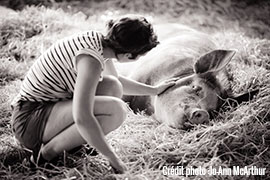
11;100;56;154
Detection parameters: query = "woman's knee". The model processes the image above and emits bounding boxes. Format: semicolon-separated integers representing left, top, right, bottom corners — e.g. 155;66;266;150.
109;98;127;127
97;75;123;98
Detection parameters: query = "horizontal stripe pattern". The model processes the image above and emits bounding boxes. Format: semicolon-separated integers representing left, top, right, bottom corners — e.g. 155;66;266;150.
12;31;105;105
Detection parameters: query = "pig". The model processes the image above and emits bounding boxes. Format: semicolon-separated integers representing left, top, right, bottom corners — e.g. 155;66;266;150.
118;24;257;129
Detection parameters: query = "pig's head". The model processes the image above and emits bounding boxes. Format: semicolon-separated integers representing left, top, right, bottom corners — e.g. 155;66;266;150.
154;50;236;129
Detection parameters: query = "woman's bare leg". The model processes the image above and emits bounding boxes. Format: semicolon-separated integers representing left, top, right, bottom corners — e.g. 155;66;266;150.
42;75;123;143
41;96;127;160
41;75;126;160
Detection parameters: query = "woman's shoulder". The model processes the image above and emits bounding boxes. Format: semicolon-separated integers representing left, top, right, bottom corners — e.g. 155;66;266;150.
75;30;102;39
75;30;103;50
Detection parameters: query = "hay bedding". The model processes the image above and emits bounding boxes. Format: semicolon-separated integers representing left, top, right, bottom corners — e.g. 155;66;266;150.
0;0;270;179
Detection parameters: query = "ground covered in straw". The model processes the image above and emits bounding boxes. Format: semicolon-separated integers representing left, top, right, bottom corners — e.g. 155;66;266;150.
0;0;270;179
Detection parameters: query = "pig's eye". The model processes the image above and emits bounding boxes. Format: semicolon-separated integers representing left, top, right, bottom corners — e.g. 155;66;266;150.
184;80;192;85
192;85;202;92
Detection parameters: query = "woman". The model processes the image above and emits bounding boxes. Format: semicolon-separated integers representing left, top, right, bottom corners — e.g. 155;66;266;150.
11;14;175;173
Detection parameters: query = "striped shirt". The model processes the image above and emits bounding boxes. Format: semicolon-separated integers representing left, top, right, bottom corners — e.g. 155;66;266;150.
12;30;107;106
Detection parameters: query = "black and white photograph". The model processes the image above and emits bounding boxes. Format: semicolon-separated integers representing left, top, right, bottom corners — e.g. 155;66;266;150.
0;0;269;179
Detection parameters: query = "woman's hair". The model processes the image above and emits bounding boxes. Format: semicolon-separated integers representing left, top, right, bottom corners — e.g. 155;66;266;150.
102;15;159;59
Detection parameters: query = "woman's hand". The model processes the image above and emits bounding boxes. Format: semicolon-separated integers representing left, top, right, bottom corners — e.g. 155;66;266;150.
108;155;127;174
154;78;178;95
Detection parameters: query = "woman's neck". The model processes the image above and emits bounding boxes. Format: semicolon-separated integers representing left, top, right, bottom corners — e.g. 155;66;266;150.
103;47;116;59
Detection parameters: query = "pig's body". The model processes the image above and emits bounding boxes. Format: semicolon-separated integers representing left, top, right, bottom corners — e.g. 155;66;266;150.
117;24;236;129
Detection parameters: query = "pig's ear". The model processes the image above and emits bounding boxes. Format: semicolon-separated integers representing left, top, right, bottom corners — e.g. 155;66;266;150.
194;50;236;74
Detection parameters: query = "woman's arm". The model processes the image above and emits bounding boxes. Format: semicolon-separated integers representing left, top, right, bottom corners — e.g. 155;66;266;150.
119;75;177;96
119;75;157;95
104;60;176;96
73;54;125;172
